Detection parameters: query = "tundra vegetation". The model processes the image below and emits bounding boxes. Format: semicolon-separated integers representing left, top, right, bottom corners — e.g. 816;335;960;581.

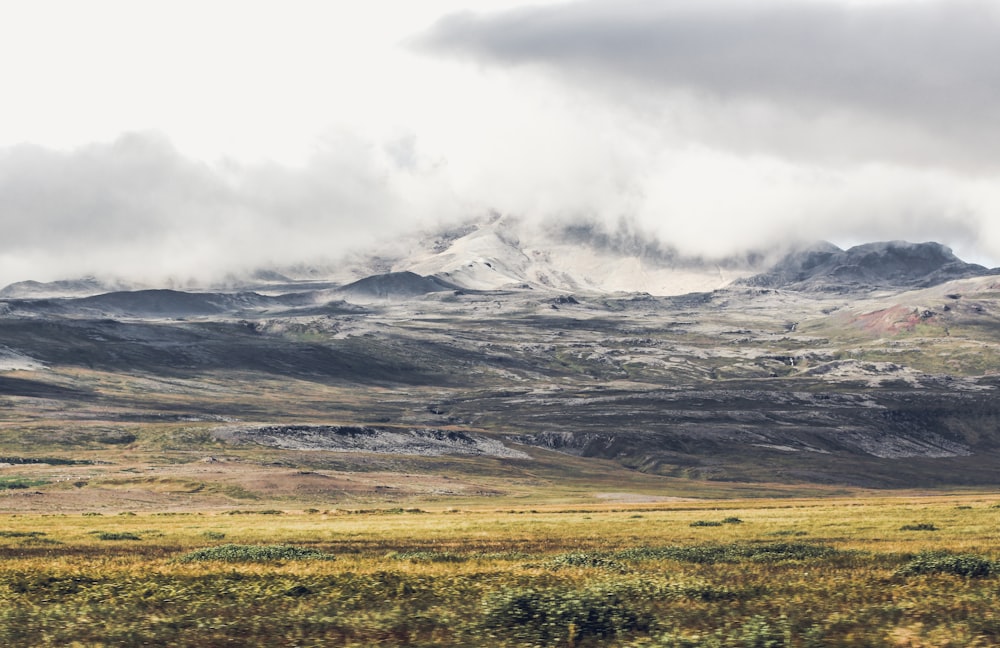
3;235;1000;645
1;497;999;647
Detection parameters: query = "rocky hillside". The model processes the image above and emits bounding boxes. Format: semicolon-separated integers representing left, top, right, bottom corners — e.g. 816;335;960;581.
742;241;997;292
3;218;1000;490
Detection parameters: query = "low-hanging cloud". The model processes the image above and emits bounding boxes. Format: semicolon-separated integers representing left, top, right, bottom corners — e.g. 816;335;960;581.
405;0;1000;266
418;0;1000;169
0;132;459;287
2;128;998;288
4;1;1000;288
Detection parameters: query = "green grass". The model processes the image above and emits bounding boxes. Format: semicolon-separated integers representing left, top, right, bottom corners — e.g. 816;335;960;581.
177;544;337;563
0;477;48;490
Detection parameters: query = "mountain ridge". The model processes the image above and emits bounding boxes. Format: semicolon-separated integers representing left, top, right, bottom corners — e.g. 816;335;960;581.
5;215;995;299
2;226;1000;489
741;240;997;293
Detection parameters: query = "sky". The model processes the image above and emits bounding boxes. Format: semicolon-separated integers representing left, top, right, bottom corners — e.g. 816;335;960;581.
2;0;999;286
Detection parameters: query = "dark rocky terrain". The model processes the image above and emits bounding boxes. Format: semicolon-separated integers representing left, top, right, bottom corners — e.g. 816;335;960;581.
2;224;1000;495
742;241;997;292
338;271;461;299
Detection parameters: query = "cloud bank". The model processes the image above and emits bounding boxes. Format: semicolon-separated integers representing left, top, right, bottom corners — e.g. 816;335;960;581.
419;0;1000;168
0;132;458;286
3;1;1000;287
411;0;1000;264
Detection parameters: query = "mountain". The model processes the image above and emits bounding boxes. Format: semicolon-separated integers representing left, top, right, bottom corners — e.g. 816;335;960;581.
0;289;329;319
289;219;995;297
6;217;994;299
77;289;235;317
4;217;1000;494
742;241;997;292
2;265;999;489
357;216;761;296
338;271;461;299
0;276;137;298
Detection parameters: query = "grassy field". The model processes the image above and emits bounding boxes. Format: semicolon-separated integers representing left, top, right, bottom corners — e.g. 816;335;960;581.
2;495;999;647
3;280;1000;646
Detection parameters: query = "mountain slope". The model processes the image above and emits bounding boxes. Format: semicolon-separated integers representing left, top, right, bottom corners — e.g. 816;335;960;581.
743;241;996;292
399;217;758;295
0;276;137;298
3;255;1000;488
338;271;461;299
5;215;995;299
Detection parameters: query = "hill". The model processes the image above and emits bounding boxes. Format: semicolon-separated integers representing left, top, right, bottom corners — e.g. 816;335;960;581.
2;221;1000;502
742;241;997;292
338;271;461;299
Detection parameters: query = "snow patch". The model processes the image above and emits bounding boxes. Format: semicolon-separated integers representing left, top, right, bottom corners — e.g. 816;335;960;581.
400;218;753;295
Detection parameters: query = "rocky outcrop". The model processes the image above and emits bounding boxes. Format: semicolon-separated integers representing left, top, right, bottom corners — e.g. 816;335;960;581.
743;241;996;292
214;424;530;459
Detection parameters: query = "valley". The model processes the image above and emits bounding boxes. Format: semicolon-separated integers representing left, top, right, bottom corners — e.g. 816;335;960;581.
2;220;1000;648
2;221;1000;511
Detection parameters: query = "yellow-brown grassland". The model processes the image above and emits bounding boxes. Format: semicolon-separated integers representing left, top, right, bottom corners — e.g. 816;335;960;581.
2;494;999;647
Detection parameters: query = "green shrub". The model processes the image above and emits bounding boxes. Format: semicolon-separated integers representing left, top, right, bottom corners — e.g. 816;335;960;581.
690;520;723;527
0;531;46;538
480;585;646;644
722;517;743;524
97;531;142;540
899;523;938;531
896;551;995;578
0;456;85;466
0;477;48;490
546;551;625;571
734;615;788;648
96;532;141;541
177;544;335;563
737;543;838;562
616;542;838;565
670;580;742;602
97;433;137;445
652;615;789;647
387;551;466;563
649;629;716;647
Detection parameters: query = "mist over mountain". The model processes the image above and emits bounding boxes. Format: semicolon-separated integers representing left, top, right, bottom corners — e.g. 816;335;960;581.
4;207;1000;490
3;130;1000;291
4;214;993;300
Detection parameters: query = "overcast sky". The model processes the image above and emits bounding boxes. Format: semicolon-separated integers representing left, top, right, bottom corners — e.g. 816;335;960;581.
2;0;999;286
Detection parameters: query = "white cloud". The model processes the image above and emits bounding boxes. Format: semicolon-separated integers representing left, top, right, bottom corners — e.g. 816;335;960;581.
2;0;999;287
419;0;1000;169
411;0;1000;265
0;132;459;286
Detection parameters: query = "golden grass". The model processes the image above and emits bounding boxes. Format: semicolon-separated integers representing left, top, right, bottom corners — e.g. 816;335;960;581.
1;495;999;646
